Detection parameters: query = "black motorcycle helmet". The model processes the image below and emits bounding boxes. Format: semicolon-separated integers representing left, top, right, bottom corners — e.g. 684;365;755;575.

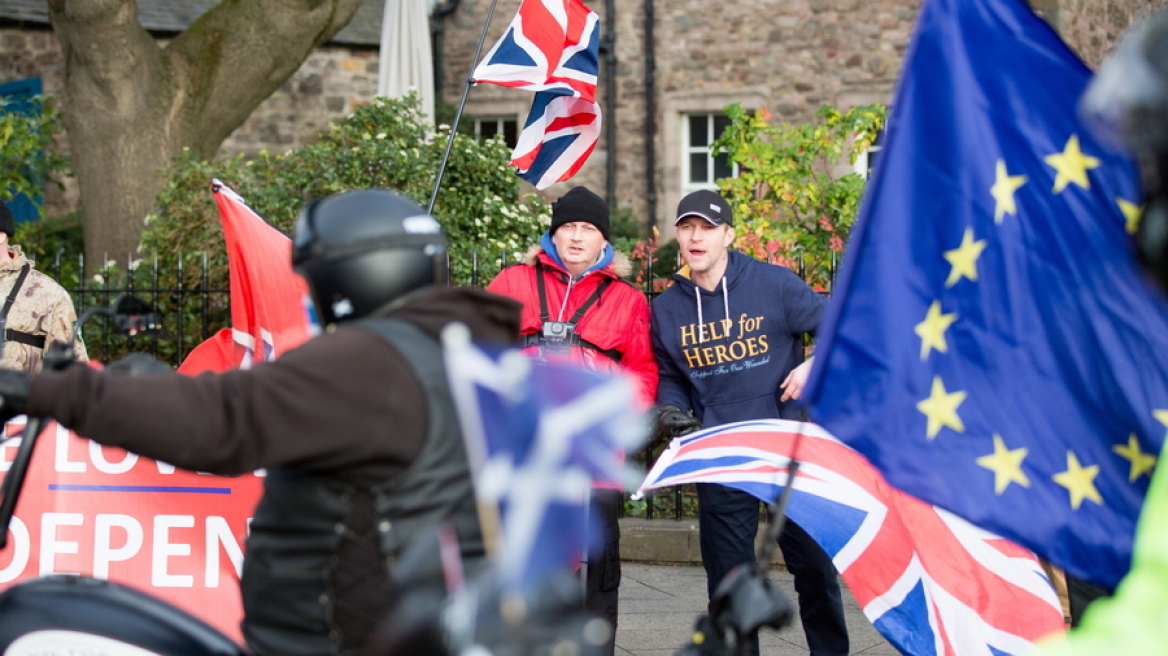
291;189;448;328
1081;11;1168;290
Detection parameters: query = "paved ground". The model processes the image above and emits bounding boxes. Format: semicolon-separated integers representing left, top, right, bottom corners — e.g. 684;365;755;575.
616;562;898;656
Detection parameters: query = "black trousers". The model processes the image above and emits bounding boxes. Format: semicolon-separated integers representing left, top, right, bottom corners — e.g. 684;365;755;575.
583;488;622;656
696;483;848;656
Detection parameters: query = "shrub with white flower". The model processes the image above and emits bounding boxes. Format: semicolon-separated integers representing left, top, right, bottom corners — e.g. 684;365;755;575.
143;93;551;288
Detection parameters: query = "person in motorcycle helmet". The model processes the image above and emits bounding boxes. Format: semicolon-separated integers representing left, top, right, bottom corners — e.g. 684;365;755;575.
0;189;522;656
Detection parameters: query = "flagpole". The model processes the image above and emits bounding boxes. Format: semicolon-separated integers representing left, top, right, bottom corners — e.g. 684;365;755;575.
427;0;502;215
755;427;806;576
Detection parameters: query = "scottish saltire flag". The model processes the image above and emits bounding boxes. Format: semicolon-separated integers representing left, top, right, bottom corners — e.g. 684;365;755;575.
804;0;1168;591
178;181;312;374
472;0;601;189
442;323;645;591
636;420;1067;656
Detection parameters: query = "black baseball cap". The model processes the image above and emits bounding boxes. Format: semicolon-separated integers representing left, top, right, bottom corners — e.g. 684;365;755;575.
674;189;733;227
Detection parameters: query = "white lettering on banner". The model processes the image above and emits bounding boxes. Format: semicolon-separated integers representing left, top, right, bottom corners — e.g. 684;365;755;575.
0;517;30;581
205;516;245;587
0;436;18;472
153;515;195;587
94;514;145;578
39;512;83;576
90;440;139;474
1;514;249;587
54;423;86;473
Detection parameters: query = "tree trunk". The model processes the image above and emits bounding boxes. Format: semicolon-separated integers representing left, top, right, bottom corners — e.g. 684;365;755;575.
47;0;364;268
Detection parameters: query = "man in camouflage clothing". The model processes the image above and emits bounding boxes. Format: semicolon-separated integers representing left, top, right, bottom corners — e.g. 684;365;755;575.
0;203;86;372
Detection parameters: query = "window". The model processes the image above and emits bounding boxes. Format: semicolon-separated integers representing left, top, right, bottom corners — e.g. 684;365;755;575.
474;116;519;149
681;113;739;195
852;128;885;180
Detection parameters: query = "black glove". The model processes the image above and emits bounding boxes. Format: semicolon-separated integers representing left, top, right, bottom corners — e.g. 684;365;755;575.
106;352;173;375
655;404;702;438
0;369;31;424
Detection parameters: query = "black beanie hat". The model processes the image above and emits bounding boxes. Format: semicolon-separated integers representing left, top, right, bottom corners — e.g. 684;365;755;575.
0;203;13;238
550;187;610;240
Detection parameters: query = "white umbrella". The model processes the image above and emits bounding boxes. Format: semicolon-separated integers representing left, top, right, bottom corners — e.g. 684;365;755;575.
378;0;437;124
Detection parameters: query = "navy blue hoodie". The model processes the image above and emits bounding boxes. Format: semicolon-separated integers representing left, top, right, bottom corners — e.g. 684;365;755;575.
650;251;825;426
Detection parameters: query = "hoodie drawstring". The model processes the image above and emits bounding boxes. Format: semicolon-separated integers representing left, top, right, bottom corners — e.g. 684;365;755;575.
695;278;730;343
695;287;704;343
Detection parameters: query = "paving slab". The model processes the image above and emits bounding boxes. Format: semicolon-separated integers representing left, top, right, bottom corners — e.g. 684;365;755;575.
616;562;898;656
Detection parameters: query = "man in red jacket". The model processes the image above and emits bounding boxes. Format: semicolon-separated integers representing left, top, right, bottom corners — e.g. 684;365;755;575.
487;186;656;656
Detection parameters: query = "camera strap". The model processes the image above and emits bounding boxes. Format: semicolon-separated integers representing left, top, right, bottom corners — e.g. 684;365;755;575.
0;264;45;349
532;262;621;362
535;261;614;325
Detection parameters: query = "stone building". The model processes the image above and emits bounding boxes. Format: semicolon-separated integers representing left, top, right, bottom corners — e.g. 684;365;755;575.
1;0;1165;232
440;0;1168;236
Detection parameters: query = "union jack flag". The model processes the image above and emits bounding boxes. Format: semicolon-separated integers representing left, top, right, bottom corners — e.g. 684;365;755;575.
442;323;645;592
472;0;601;189
636;420;1067;656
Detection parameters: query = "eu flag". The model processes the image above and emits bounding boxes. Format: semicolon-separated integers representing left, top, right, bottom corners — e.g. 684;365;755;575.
805;0;1168;590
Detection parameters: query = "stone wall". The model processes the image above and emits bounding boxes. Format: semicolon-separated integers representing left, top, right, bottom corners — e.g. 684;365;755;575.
221;46;380;157
1055;0;1168;67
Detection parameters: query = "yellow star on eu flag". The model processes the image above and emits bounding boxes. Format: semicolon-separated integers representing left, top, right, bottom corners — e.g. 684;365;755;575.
1118;198;1144;235
1044;134;1100;193
943;228;987;288
976;433;1030;494
990;159;1027;224
1053;451;1103;510
1114;434;1158;482
1155;409;1168;430
915;301;958;361
916;376;966;439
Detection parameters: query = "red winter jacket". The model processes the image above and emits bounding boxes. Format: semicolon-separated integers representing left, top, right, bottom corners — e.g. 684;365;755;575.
486;244;657;411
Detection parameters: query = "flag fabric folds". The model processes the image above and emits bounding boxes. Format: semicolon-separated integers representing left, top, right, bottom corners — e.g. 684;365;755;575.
804;0;1168;590
178;181;312;374
442;323;644;591
636;420;1067;656
472;0;601;189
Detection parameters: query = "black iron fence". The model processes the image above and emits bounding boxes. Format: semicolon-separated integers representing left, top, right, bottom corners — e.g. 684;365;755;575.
43;253;229;366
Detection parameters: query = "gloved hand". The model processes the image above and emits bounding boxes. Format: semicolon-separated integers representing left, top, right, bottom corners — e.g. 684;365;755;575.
106;352;173;375
655;404;702;438
0;369;31;423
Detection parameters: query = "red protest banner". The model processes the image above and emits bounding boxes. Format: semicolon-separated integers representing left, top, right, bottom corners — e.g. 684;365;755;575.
0;418;263;642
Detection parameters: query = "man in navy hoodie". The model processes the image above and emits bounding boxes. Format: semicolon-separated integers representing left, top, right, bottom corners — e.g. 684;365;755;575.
650;189;848;656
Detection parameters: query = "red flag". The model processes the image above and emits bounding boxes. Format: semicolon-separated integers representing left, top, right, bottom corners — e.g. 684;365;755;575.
178;181;311;374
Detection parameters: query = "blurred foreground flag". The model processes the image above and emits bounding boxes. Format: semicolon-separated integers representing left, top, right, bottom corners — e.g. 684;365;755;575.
805;0;1168;590
179;181;311;374
636;420;1066;656
441;323;645;592
472;0;601;189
